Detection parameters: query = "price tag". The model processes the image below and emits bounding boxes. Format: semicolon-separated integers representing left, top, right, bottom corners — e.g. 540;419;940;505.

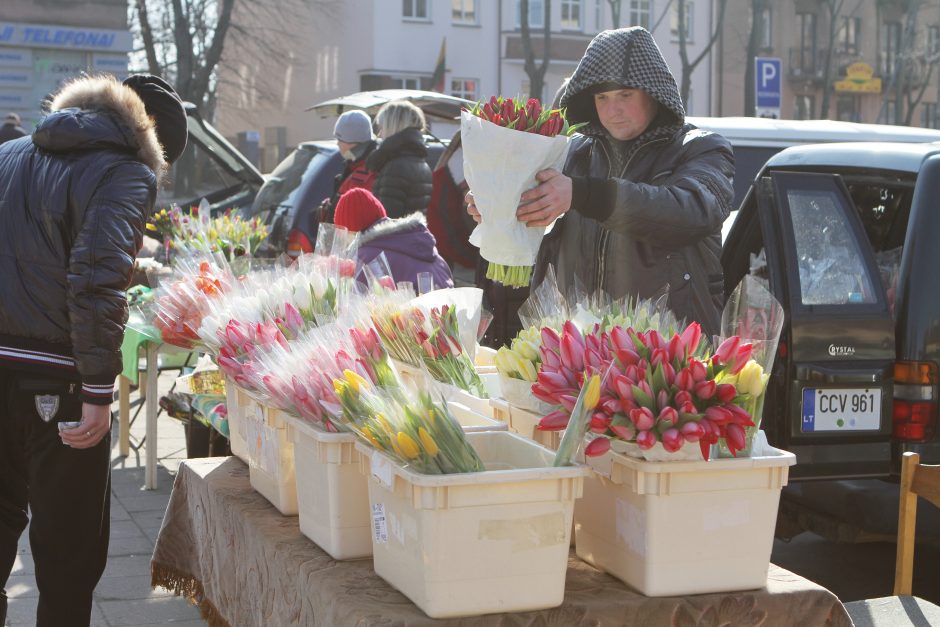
371;451;394;489
372;503;388;544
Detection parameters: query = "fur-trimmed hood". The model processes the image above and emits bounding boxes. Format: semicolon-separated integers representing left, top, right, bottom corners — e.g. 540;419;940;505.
357;212;439;261
32;75;167;176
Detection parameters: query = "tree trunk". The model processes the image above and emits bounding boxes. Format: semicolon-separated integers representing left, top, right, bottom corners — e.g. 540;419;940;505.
678;0;727;108
607;0;622;28
135;0;162;75
520;0;552;101
819;0;844;119
744;0;767;116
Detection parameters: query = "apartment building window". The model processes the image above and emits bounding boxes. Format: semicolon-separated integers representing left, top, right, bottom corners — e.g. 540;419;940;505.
595;0;602;30
450;78;478;100
452;0;477;24
391;76;421;89
922;103;939;128
629;0;652;30
795;12;817;75
756;7;772;49
837;17;860;55
928;25;940;56
670;1;694;41
882;21;901;76
882;99;898;124
561;0;582;30
516;0;545;28
794;95;814;120
403;0;429;21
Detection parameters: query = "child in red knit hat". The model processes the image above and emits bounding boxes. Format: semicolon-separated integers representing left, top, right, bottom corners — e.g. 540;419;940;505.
334;188;453;290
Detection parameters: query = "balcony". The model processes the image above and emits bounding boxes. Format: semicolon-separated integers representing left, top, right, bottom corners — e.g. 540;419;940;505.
788;47;827;82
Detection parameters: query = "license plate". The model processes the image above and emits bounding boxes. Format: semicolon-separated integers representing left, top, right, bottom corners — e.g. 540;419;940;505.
801;388;882;432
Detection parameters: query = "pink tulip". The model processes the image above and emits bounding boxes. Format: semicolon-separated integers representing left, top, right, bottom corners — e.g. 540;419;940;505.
658;406;679;425
284;302;303;333
689;359;707;382
616;348;641;367
725;423;747;456
662;361;676;386
585;332;602;354
648;329;665;350
558;394;578;413
679;322;702;357
541;327;560;352
538;371;570;393
657;390;670;412
662;428;683;452
532;383;558;405
674;389;693;409
630;407;655;431
714;336;740;364
728;343;755;375
694;380;717;400
537;410;570;431
584;347;602;369
542;349;560;369
705;405;733;425
666;334;682;362
218;355;242;375
716;383;737;403
680;420;705;442
610;423;636;441
560;333;585;372
727;404;756;427
613;374;634;401
650;348;668;368
610;326;635;354
637;380;653;399
601;398;622;415
636;430;657;450
675;368;694;391
585;437;611;457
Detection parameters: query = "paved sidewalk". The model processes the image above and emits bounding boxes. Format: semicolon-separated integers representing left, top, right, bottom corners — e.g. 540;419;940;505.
5;372;207;626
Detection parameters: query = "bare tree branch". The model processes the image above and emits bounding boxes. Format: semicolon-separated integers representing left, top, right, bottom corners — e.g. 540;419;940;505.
135;0;161;74
520;0;552;100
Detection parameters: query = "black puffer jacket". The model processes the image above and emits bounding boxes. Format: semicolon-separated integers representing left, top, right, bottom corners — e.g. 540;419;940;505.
0;77;164;404
366;127;432;218
533;27;734;335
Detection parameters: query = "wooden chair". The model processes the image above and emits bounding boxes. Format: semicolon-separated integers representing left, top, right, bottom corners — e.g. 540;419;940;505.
844;452;940;626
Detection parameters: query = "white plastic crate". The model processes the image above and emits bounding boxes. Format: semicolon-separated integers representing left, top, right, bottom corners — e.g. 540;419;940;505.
246;405;298;516
286;402;506;560
575;442;796;596
357;431;589;619
226;381;249;463
505;404;561;451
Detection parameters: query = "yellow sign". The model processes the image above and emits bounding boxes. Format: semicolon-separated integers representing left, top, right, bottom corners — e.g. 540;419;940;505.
834;62;882;93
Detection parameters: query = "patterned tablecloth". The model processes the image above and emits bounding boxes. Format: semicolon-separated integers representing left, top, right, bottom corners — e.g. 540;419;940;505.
151;457;853;627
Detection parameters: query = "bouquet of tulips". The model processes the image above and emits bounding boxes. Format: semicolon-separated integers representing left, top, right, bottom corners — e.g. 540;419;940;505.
332;370;484;474
147;201;268;263
538;319;763;462
462;97;581;288
151;257;233;349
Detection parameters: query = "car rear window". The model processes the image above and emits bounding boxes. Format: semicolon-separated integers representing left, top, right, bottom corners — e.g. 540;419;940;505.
787;188;878;306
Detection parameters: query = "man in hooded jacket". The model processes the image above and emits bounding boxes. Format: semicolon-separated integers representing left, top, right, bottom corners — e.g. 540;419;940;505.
0;74;187;626
470;27;734;334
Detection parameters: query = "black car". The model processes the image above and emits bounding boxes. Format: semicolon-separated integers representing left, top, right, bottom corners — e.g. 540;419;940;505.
156;103;264;215
722;141;940;481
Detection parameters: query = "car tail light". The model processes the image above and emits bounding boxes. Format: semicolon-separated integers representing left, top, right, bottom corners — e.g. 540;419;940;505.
892;360;939;442
286;229;314;258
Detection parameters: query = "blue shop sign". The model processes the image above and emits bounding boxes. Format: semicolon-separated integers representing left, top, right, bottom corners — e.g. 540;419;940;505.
0;22;132;53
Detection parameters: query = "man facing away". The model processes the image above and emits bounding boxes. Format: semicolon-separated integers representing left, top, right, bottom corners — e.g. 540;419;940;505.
0;73;187;626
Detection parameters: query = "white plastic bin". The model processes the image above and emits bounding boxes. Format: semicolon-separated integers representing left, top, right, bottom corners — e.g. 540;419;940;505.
246;405;298;516
357;431;589;618
287;402;506;560
505;404;561;451
226;381;249;463
575;443;796;596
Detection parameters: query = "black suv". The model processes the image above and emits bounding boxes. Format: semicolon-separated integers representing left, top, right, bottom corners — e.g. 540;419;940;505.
722;141;940;482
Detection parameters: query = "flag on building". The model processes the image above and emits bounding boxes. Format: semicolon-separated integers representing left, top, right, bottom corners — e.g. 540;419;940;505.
431;38;446;93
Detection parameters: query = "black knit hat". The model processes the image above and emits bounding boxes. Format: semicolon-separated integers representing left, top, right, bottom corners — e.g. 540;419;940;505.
123;74;188;164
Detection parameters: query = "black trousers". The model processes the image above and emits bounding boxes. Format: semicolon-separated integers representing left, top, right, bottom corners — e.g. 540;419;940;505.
0;370;111;626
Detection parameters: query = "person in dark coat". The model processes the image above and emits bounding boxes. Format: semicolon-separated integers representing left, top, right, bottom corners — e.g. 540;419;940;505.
367;100;433;219
468;27;734;335
0;113;26;145
319;109;378;222
334;188;453;291
0;74;187;626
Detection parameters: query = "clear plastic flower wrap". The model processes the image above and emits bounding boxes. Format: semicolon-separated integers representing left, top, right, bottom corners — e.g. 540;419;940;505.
149;255;234;349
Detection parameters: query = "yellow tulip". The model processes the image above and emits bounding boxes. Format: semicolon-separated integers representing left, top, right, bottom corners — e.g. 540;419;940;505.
418;427;439;456
518;356;538;382
583;374;601;411
343;369;369;392
332;378;345;395
737;360;766;397
397;431;421;459
376;413;395;436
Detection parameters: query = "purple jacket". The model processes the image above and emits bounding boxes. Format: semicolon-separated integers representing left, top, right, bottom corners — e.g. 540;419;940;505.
357;214;454;291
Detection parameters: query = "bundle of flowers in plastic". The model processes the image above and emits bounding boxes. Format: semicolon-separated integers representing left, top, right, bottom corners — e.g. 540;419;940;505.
462;97;584;287
150;256;234;349
147;200;269;263
332;370;485;474
537;319;764;462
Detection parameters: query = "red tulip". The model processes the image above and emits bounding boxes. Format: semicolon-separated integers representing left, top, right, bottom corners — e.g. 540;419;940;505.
714;336;740;364
725;423;747;456
636;430;657;450
689;359;707;382
680;420;705;442
728;343;755;375
675;368;694;391
694;380;717;400
590;412;612;433
537;409;570;431
558;394;578;412
585;437;611;457
679;322;702;357
541;327;560;352
705;405;733;426
630;407;655;431
658;406;679;425
727;404;756;427
716;383;737;403
662;428;683;452
610;326;636;354
610;423;636;441
666;333;682;362
531;383;558;405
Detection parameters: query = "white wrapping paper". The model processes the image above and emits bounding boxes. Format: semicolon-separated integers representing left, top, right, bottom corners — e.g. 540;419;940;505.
461;111;571;267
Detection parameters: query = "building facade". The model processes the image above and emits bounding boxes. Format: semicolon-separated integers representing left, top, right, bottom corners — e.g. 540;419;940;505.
215;0;721;169
715;0;940;127
0;0;131;130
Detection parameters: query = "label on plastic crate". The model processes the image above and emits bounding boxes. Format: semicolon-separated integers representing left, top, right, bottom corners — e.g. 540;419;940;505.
371;451;393;489
372;503;388;544
616;498;647;557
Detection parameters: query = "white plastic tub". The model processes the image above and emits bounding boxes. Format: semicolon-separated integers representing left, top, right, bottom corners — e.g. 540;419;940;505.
287;402;507;560
505;404;561;451
357;431;589;618
226;381;249;463
575;442;796;596
246;405;298;516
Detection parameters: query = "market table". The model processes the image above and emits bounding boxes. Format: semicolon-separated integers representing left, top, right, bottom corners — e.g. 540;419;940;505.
151;457;854;627
119;312;194;489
